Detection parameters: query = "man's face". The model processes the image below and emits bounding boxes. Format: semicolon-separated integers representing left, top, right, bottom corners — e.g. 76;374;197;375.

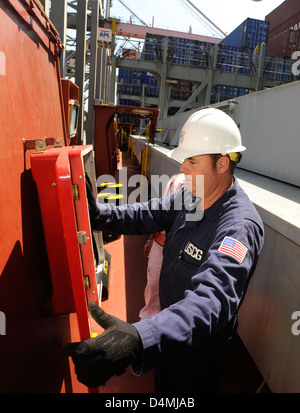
179;154;220;200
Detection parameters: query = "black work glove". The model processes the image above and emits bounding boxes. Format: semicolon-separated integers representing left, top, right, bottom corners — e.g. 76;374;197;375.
85;173;100;226
63;301;142;388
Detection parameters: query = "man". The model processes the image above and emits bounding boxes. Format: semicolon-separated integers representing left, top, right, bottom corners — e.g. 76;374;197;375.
64;108;264;393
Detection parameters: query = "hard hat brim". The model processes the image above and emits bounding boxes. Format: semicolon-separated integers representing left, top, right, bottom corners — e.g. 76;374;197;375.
168;145;246;161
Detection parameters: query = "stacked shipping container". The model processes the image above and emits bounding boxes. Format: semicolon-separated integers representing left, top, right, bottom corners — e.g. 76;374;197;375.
118;68;159;98
220;18;269;49
142;34;213;67
218;18;268;99
117;17;295;108
211;86;250;104
265;0;300;58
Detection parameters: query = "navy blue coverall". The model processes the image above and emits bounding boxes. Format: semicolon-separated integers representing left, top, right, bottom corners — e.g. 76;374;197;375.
94;178;264;392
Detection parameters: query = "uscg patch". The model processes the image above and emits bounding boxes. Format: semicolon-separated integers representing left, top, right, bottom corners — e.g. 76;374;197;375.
218;237;248;263
183;241;204;262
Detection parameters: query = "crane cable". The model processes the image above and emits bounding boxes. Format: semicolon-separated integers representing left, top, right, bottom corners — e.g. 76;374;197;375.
185;0;226;37
177;0;226;38
117;0;148;26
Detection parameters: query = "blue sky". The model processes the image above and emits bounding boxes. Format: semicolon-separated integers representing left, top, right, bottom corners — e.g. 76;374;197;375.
109;0;285;38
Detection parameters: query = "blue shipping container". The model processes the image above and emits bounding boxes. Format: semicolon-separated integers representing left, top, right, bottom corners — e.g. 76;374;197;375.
220;18;269;49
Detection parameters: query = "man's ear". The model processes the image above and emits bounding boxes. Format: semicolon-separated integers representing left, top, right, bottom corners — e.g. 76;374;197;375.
217;155;230;174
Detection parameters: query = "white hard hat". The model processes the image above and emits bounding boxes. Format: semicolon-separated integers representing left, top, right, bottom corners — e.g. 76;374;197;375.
168;108;246;161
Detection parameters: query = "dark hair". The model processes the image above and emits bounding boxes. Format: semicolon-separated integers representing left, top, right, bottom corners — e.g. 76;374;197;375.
210;154;237;175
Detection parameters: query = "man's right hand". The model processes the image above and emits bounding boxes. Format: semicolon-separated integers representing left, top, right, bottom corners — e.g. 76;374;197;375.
85;173;100;225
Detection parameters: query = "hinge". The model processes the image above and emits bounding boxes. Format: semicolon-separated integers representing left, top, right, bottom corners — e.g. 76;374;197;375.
35;139;47;153
53;137;62;147
72;184;79;200
83;276;90;290
77;231;87;245
24;137;63;153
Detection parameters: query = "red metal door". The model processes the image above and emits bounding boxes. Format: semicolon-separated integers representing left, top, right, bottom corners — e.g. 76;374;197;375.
31;145;103;340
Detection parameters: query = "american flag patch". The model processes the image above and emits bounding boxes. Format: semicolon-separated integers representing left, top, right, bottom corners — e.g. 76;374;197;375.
218;237;248;263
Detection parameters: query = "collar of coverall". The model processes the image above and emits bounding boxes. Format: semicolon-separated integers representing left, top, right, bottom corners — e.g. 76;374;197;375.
203;177;238;220
180;177;238;226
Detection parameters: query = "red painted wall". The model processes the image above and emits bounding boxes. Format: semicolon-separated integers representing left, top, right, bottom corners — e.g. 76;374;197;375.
0;0;84;392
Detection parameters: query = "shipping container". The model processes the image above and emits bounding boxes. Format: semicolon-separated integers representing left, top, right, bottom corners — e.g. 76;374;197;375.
118;69;159;98
261;55;294;81
210;85;250;104
170;81;193;100
141;34;213;67
266;0;300;58
267;28;300;58
220;18;269;49
120;27;294;107
265;0;300;35
217;45;252;74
